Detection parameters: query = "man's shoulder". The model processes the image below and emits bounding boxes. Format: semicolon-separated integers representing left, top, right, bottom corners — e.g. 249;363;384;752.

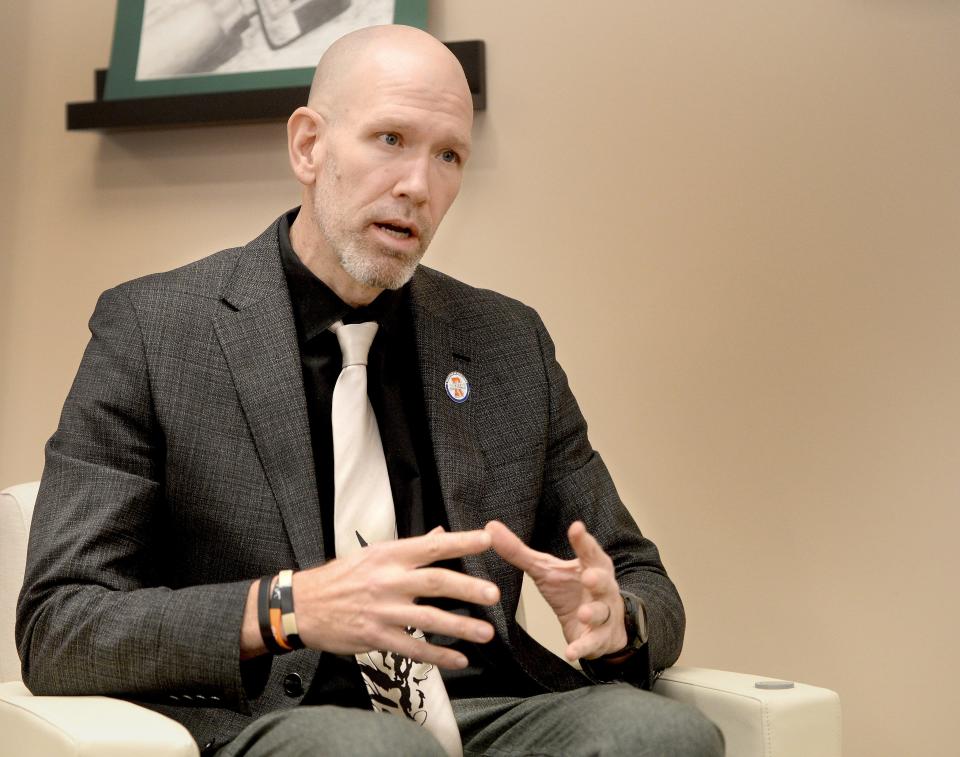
412;265;539;330
114;245;243;304
108;215;283;314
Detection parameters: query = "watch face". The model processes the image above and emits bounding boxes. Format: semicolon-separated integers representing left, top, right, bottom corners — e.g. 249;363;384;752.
623;593;648;648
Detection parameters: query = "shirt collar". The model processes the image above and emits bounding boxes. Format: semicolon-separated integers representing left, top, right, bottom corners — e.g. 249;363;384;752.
278;208;407;344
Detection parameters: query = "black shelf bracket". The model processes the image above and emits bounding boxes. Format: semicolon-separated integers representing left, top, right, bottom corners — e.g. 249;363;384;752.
66;40;485;131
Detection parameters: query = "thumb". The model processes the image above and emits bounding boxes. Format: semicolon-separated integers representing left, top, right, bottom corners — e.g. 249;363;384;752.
485;520;542;574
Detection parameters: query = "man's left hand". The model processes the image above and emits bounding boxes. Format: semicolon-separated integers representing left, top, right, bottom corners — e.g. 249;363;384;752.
485;520;628;661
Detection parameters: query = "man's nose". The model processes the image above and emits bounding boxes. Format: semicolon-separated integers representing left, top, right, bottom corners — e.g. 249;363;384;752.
391;155;430;205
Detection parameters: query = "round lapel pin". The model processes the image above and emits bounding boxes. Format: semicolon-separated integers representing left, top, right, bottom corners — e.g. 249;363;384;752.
444;371;470;403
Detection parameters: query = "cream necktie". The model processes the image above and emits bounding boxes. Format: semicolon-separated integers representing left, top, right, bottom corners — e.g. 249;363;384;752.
330;321;462;757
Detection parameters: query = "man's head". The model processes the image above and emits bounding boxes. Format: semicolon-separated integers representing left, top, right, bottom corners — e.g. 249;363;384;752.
286;25;474;306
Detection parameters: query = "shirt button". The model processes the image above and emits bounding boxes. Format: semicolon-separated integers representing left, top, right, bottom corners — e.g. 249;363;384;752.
283;672;304;697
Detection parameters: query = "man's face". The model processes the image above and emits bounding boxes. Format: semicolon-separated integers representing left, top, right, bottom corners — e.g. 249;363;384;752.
310;63;473;290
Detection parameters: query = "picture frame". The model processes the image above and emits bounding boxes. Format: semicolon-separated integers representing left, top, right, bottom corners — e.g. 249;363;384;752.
104;0;428;101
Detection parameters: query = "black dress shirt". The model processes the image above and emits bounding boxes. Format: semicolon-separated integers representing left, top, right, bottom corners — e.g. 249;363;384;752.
278;210;537;705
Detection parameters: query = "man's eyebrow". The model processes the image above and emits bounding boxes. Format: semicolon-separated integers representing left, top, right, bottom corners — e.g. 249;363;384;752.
445;136;472;155
367;117;412;132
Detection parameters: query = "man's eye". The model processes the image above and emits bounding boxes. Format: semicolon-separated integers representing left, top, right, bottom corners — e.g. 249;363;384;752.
379;133;400;146
439;149;460;164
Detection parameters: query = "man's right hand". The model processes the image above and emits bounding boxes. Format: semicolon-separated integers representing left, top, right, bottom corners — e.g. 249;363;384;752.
240;528;500;669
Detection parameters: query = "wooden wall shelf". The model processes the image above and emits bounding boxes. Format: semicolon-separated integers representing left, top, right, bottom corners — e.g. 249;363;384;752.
66;40;485;131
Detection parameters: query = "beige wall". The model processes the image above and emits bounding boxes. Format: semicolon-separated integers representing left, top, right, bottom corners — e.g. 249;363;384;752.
2;2;958;755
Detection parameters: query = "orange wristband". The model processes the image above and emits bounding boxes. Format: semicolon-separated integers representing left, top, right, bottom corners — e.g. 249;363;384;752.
268;576;293;652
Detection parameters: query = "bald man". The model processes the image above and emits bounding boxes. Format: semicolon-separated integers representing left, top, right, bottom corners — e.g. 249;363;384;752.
18;25;722;757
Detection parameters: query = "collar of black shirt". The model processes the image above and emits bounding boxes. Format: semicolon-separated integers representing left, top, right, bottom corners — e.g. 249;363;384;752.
278;208;407;344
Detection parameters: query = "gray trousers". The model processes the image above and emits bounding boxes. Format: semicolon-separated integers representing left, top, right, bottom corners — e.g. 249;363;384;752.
216;684;724;756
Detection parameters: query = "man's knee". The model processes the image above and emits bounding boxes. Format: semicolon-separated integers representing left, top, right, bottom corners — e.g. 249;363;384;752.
221;707;447;757
587;685;724;757
649;700;724;757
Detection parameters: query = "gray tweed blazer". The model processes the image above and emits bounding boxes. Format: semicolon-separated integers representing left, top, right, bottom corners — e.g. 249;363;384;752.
16;216;684;750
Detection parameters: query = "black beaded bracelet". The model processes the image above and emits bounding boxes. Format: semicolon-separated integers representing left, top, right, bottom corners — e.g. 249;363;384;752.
257;575;288;655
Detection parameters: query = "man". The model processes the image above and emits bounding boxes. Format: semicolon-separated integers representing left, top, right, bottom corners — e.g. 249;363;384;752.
17;25;722;757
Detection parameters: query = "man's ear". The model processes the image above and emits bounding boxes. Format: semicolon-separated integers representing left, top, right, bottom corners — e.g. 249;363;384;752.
287;106;326;186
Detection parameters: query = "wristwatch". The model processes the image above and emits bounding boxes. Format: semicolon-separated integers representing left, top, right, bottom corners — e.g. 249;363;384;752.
620;591;648;650
579;591;648;683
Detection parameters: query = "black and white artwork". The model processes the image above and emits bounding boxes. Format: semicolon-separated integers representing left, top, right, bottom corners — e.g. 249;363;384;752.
135;0;395;81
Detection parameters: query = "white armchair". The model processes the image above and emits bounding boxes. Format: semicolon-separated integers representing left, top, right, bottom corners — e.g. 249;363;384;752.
1;482;840;756
0;482;198;757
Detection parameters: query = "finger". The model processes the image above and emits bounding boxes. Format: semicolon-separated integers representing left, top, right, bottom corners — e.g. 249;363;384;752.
564;632;604;662
378;604;495;645
580;566;618;598
485;520;546;573
568;521;613;571
566;627;615;662
427;525;445;535
372;627;470;669
406;567;500;606
390;529;492;567
577;599;612;627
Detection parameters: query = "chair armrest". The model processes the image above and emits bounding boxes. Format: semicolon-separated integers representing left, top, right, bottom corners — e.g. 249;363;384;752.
653;666;841;757
0;681;199;757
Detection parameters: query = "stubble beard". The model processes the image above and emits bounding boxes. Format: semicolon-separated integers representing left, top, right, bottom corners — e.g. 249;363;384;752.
336;232;424;291
312;161;430;291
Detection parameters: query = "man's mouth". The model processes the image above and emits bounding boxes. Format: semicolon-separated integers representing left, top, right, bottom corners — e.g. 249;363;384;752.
373;221;417;240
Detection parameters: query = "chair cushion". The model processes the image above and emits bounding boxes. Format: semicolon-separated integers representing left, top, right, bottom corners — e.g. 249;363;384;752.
655;666;842;757
1;482;40;683
0;681;198;756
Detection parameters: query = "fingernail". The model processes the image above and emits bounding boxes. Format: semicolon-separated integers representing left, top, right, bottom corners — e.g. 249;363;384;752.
455;655;469;669
484;585;499;602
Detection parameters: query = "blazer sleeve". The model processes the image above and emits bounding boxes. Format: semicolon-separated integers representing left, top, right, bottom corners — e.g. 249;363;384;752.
527;305;685;687
15;286;255;711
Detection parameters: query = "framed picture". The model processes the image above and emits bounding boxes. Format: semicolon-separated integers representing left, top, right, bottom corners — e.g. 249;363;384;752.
104;0;428;101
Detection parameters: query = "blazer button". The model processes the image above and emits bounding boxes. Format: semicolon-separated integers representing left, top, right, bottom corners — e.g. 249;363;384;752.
283;672;304;697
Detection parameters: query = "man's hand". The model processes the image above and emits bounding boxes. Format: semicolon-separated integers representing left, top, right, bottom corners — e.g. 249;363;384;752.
486;520;628;662
279;528;500;669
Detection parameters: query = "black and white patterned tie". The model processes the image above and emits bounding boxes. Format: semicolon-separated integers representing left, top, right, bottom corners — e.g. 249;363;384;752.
330;320;462;757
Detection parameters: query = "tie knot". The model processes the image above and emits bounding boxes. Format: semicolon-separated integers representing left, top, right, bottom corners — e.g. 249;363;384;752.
330;321;379;367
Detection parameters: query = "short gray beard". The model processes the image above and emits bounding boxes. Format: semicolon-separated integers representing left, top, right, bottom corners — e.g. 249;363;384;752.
336;235;423;291
312;155;427;291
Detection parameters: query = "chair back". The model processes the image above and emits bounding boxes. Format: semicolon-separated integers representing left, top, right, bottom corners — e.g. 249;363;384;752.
0;482;39;683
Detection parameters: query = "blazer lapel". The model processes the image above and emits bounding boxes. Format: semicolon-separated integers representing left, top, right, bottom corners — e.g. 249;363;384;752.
411;308;483;531
409;272;511;640
214;222;324;569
